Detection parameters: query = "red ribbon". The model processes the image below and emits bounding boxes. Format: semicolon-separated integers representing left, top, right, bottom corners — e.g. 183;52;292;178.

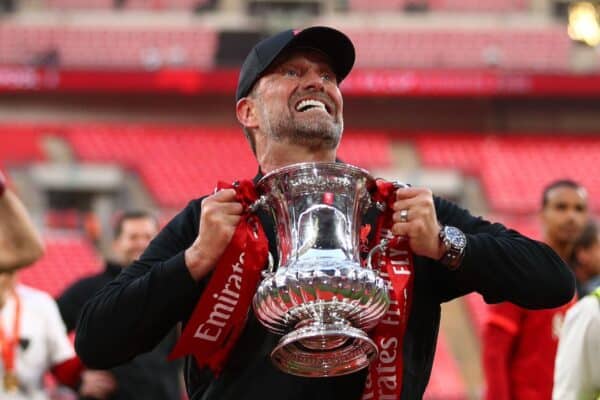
169;180;268;375
0;288;21;382
362;180;414;400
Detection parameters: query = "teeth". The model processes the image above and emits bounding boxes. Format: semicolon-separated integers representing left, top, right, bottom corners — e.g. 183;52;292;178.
296;99;327;112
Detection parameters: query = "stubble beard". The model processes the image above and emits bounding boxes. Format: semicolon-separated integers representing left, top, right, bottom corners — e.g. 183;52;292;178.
261;105;343;150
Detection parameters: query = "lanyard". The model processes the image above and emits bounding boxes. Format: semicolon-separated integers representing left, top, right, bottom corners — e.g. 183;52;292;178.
0;289;21;385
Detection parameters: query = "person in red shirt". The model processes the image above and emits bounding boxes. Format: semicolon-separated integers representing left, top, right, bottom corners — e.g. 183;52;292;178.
482;179;587;400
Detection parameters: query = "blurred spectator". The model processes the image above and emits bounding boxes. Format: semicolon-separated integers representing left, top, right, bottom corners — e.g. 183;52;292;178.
0;170;84;399
571;219;600;298
553;285;600;400
57;210;182;400
482;179;586;400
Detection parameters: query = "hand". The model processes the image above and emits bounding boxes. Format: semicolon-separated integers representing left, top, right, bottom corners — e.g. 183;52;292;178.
79;370;117;399
391;187;445;260
185;189;243;280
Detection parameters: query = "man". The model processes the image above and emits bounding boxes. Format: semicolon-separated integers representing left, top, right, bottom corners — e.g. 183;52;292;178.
0;170;83;399
0;170;44;272
57;211;182;400
553;285;600;400
483;179;587;400
571;220;600;298
74;27;575;400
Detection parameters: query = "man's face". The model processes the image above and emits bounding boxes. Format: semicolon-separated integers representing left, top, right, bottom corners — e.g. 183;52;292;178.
251;49;344;150
541;186;588;245
112;217;158;267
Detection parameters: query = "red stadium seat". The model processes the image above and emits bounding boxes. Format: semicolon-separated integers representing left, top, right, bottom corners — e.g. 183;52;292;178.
0;24;217;69
346;28;570;71
0;125;46;164
64;124;393;208
415;134;600;213
349;0;528;12
19;235;102;298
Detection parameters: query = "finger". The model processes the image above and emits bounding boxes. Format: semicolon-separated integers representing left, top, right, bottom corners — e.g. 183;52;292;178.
210;188;238;202
222;215;242;226
395;187;431;201
202;198;243;215
392;198;420;213
392;222;410;237
215;202;244;215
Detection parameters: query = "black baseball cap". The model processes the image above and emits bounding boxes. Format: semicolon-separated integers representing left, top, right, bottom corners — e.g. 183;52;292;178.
235;26;355;101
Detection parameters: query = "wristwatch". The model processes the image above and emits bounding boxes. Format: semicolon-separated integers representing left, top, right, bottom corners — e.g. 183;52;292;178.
438;225;467;270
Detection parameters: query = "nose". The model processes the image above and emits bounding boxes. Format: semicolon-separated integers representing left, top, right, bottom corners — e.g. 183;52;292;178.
301;69;325;92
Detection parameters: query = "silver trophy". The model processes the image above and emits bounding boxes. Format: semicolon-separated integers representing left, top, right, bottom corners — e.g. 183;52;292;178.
252;162;390;377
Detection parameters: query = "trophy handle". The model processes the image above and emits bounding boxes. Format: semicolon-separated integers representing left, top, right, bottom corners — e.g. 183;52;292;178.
369;180;411;212
365;238;390;270
262;252;277;278
249;195;268;213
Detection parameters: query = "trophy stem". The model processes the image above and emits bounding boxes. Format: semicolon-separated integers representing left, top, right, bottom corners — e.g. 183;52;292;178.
270;316;378;377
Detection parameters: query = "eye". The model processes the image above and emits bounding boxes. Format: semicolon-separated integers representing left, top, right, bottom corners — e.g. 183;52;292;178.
321;72;335;82
284;68;299;77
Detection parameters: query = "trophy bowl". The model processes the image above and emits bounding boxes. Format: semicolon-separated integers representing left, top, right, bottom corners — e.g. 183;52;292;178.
252;162;390;377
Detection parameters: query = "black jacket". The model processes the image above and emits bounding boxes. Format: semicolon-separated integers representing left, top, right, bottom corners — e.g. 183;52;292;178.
74;188;574;400
58;261;182;400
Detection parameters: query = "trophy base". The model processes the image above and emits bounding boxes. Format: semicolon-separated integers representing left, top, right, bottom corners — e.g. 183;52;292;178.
271;320;377;377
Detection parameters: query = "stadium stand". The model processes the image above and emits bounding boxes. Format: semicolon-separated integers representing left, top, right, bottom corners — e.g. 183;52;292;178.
0;125;46;165
415;134;600;213
346;27;570;70
43;0;212;10
19;235;102;298
64;125;393;208
0;24;217;69
0;23;570;71
428;0;529;12
349;0;528;12
44;0;114;10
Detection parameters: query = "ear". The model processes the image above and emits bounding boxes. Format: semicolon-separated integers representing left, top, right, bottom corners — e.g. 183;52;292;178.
236;97;259;130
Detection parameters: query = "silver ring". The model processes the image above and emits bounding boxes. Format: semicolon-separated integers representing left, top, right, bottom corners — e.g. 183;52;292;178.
399;209;409;223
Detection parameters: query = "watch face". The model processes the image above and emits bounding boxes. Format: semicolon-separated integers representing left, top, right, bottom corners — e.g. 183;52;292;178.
445;226;467;248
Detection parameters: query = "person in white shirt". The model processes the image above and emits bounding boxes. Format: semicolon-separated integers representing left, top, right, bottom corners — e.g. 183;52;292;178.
553;287;600;400
0;169;85;398
0;272;82;399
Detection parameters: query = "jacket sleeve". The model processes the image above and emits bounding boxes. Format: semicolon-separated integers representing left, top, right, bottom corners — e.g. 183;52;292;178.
431;196;575;308
75;199;204;369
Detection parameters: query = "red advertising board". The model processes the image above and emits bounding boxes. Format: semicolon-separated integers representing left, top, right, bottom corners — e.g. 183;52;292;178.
1;67;600;97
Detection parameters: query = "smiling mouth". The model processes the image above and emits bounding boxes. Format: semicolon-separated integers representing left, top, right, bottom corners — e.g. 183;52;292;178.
295;99;330;114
